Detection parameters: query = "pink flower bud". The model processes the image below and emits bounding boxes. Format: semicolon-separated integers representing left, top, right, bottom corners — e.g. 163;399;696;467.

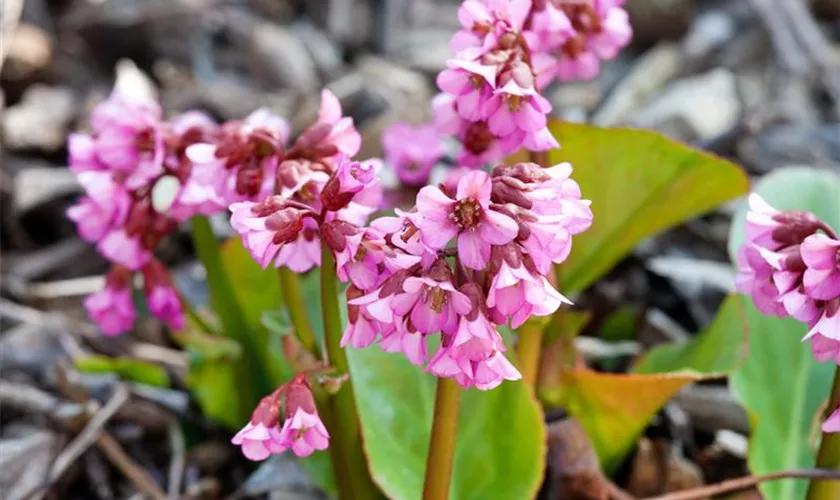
84;266;135;336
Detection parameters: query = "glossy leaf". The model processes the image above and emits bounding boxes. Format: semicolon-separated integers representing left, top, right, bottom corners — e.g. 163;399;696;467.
727;166;840;261
730;299;833;500
348;345;546;500
75;355;170;387
547;122;748;294
633;294;748;375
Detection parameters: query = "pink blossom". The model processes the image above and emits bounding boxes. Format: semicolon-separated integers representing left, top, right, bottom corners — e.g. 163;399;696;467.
810;333;840;365
823;406;840;433
68;134;104;173
392;275;472;336
313;89;362;159
321;157;378;212
528;2;574;51
276;407;330;457
232;422;286;461
275;218;322;272
324;222;387;290
379;321;429;366
67;190;129;243
90;92;165;189
487;245;570;328
146;285;185;330
437;59;497;122
451;0;531;52
342;285;392;348
84;267;135;336
589;0;633;59
482;67;552;137
556;48;601;82
801;234;840;301
229;197;307;269
382;123;444;186
97;229;152;271
233;375;329;460
416;170;518;269
735;245;787;317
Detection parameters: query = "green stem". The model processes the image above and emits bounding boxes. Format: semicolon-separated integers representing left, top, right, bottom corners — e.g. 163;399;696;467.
807;365;840;500
320;246;380;499
278;266;320;357
516;321;543;388
190;216;269;397
422;377;461;500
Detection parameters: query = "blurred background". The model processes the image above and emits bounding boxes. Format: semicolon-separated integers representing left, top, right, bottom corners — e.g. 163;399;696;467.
1;0;839;499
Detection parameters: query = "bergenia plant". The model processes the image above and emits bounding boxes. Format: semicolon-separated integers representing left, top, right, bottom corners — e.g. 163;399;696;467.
66;0;840;498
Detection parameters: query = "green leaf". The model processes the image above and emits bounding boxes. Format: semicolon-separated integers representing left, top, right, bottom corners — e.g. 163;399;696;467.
219;238;290;385
347;345;546;500
730;298;834;500
547;122;748;294
551;295;748;472
727;166;840;261
75;355;171;387
633;294;748;375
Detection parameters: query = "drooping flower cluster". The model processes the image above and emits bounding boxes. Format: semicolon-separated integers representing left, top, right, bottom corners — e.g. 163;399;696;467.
232;374;329;460
735;194;840;433
68;92;224;335
195;90;377;273
430;0;631;167
337;162;592;390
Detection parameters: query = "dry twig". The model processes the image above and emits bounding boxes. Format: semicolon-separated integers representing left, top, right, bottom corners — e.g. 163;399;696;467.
642;468;840;500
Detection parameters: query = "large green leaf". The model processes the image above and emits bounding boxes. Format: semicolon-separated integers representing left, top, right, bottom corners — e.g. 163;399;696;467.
727;167;840;261
633;294;748;375
547;122;748;294
348;345;546;500
730;299;833;500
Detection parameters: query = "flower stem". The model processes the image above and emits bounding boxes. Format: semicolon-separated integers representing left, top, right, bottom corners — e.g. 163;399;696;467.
320;245;380;499
806;365;840;500
278;266;320;357
516;321;543;388
422;377;461;500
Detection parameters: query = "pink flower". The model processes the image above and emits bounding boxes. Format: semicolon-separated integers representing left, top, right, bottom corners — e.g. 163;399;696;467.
67;189;130;243
589;0;633;59
274;218;322;272
68;134;104;173
324;222;387;290
382;123;444;186
556;46;601;82
232;421;286;461
143;260;185;330
342;285;392;348
437;59;497;122
487;244;571;328
801;234;840;301
810;333;840;365
304;89;361;159
481;64;552;137
379;321;428;366
417;170;518;269
90;92;165;189
823;406;840;433
97;229;152;271
229;197;307;269
320;157;378;212
428;284;521;389
84;267;135;336
392;274;472;336
451;0;531;52
276;408;330;457
528;2;574;51
233;374;329;460
735;245;787;317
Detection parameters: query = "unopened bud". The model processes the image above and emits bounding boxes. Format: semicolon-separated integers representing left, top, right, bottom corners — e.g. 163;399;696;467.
265;208;304;245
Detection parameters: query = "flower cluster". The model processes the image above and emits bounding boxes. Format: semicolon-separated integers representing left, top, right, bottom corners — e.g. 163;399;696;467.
196;90;378;273
68;92;224;335
735;194;840;433
338;162;592;390
232;374;329;460
430;0;631;167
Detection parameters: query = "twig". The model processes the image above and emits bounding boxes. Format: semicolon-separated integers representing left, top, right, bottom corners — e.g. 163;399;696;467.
47;385;130;483
642;468;840;500
96;433;167;500
167;423;186;499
